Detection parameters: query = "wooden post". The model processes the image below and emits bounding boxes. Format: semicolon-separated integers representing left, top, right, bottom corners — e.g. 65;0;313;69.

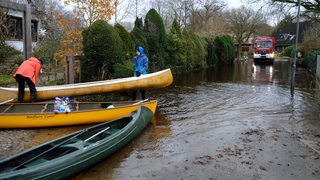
24;3;32;59
65;55;74;84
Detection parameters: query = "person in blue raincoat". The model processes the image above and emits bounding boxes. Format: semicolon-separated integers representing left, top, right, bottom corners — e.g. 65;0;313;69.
132;46;148;100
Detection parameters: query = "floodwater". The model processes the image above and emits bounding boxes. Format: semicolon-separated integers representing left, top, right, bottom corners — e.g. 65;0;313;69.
1;59;320;179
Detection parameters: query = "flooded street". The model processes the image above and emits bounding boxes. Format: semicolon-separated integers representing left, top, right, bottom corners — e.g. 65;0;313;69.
72;59;320;179
1;59;320;179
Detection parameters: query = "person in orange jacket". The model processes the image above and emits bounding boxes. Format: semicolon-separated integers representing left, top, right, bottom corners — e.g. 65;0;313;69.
13;57;43;102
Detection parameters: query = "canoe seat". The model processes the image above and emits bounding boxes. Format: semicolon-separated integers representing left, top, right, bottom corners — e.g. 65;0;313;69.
60;141;91;150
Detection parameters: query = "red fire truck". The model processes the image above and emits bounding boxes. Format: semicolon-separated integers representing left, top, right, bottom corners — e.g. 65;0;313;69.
252;36;275;64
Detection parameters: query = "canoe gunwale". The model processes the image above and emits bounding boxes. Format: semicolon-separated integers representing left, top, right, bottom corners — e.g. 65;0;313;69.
1;100;157;114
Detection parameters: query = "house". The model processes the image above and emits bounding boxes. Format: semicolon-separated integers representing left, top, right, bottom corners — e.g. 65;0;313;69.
272;21;313;52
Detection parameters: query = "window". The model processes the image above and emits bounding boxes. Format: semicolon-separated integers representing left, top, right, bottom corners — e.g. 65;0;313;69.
255;41;272;48
8;16;23;40
6;15;38;42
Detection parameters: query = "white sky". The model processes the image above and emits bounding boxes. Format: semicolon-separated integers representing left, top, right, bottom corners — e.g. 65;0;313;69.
226;0;244;9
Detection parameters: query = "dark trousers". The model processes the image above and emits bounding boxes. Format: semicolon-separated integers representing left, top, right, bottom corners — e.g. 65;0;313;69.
131;90;146;101
15;74;37;102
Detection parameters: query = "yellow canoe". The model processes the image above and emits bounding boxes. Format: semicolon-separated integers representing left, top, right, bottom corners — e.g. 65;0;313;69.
0;99;157;129
0;68;173;102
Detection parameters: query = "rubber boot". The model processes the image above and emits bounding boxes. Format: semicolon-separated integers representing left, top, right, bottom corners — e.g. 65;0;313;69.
30;94;37;103
131;91;137;101
18;93;24;103
141;90;146;100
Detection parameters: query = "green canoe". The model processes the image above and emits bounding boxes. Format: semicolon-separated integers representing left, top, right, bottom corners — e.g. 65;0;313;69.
0;106;154;180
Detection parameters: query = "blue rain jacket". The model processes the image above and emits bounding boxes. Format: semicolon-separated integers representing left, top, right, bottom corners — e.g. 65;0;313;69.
133;46;148;77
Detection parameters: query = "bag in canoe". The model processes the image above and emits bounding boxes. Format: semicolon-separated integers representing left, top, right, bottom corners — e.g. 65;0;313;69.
53;96;73;113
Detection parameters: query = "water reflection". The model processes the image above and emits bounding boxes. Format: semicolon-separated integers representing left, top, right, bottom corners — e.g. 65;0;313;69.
252;64;274;85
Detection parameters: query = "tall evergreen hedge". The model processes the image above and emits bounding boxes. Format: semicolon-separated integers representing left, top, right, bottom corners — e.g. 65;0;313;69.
131;17;148;54
82;20;124;80
182;30;207;71
164;18;187;72
114;23;134;78
144;8;166;71
213;35;235;64
206;36;218;66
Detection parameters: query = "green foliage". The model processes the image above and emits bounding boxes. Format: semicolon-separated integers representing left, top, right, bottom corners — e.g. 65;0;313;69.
134;17;144;30
213;35;235;64
305;49;320;72
206;36;218;66
170;18;182;38
144;9;166;71
82;20;124;80
283;46;295;57
181;30;207;71
79;56;93;82
131;17;148;53
0;75;16;85
283;45;304;58
144;8;166;44
164;20;187;70
113;59;134;78
0;44;21;63
114;23;134;60
190;33;207;69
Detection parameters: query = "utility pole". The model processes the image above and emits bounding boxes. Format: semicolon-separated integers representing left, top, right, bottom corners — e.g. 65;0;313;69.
290;0;301;97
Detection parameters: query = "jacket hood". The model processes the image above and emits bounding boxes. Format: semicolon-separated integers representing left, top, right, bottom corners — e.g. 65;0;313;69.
136;46;144;55
29;57;42;65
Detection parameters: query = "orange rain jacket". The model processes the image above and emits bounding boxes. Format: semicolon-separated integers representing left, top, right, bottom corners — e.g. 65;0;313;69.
14;57;42;85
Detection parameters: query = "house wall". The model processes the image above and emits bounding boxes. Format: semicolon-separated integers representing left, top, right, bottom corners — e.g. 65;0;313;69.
5;41;38;52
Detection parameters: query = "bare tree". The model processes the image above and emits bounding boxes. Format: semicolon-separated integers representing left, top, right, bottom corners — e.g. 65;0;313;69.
150;0;171;28
150;0;226;34
190;0;226;34
167;0;194;28
149;0;194;29
243;0;320;23
302;23;320;53
113;0;134;23
225;5;266;55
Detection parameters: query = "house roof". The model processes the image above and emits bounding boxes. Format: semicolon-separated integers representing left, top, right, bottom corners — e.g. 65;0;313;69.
273;21;313;47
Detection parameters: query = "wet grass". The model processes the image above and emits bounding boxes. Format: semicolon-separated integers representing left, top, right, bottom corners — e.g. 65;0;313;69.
0;75;15;85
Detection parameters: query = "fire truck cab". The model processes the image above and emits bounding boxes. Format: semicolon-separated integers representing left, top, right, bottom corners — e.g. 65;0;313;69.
252;36;275;64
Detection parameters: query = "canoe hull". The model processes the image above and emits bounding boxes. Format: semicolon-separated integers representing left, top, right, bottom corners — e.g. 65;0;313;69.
0;100;157;129
0;68;173;102
0;106;153;179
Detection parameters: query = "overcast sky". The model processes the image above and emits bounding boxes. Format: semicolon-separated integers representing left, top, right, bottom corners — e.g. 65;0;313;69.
226;0;245;9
